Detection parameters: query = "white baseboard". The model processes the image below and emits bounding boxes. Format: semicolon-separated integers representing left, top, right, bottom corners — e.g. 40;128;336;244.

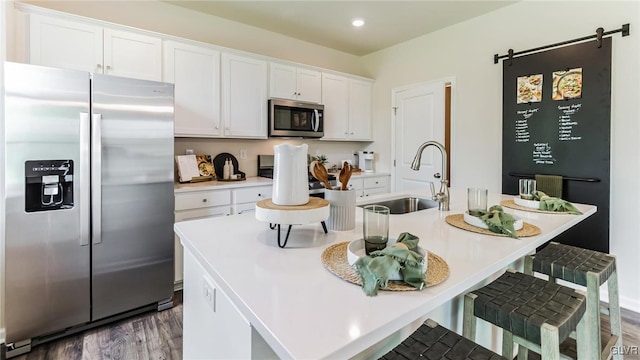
617;294;640;313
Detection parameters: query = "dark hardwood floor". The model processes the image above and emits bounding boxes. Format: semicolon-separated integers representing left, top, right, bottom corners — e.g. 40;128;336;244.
12;292;183;360
8;292;640;360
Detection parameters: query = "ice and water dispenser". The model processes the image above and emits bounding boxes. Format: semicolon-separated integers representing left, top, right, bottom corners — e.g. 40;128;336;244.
25;160;74;212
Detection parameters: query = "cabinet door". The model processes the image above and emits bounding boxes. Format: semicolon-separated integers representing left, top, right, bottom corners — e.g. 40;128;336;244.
103;28;162;81
164;41;221;137
222;53;268;138
29;14;103;73
174;206;231;284
269;63;297;100
296;68;321;103
349;79;373;141
321;73;349;140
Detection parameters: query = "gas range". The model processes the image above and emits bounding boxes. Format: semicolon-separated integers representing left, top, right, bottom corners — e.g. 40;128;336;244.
257;155;337;196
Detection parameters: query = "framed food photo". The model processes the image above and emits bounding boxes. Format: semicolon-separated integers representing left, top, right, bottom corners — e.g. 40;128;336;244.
516;74;543;104
552;68;583;100
195;154;215;179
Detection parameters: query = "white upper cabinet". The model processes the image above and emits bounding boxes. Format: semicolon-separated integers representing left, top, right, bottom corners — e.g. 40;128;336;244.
164;40;221;137
222;53;268;139
29;14;161;81
322;73;349;139
269;63;321;103
348;79;373;141
103;29;161;81
321;73;373;141
29;14;103;73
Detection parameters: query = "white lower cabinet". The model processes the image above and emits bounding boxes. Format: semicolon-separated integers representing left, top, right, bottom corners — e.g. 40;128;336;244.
174;189;231;285
232;185;272;214
183;250;251;359
339;175;390;198
174;184;273;285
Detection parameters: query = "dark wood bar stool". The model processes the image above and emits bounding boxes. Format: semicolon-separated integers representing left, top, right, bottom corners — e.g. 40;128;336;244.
524;241;622;360
463;270;589;359
381;319;506;360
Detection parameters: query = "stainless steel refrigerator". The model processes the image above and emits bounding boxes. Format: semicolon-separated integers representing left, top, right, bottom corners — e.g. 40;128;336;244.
4;62;175;353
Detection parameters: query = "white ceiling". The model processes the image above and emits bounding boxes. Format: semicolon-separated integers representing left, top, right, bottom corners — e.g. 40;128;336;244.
166;1;518;56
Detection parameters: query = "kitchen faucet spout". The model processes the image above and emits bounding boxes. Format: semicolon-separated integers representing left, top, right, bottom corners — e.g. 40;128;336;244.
411;141;449;211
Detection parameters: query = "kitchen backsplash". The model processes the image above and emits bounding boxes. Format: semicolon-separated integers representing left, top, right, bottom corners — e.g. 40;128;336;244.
175;138;371;178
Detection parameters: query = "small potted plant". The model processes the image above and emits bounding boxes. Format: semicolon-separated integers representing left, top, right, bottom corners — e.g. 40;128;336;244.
312;154;328;167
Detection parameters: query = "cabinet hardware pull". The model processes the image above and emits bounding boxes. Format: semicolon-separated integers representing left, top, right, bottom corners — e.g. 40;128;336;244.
202;198;207;202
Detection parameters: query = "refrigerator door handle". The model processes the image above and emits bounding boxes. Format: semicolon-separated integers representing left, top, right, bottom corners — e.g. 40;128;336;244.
80;113;90;246
91;113;102;245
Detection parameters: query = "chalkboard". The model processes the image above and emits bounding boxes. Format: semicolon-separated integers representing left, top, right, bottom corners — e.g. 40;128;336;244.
502;38;611;253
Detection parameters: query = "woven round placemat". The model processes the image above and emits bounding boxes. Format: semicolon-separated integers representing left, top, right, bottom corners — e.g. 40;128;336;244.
321;242;450;291
445;213;541;237
500;199;573;214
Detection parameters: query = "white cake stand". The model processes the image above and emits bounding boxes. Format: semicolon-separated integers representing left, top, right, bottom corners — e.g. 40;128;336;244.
255;198;330;248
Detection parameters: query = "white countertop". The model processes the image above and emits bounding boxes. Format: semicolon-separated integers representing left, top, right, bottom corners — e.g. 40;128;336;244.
174;188;596;359
174;176;273;193
173;173;390;193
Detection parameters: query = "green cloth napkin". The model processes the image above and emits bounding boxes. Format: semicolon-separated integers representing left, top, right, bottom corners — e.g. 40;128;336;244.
353;232;426;296
533;191;583;215
475;205;518;238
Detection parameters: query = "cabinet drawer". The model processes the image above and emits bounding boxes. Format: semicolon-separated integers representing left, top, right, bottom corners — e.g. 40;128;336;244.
344;178;363;190
364;176;388;189
175;190;231;211
232;186;272;204
233;202;258;214
175;206;232;221
363;187;387;197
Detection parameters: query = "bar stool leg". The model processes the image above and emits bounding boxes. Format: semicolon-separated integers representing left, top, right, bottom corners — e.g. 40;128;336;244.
502;330;514;359
516;345;529;360
608;268;623;360
576;308;592;359
462;293;477;340
524;254;534;275
540;323;561;360
586;271;602;359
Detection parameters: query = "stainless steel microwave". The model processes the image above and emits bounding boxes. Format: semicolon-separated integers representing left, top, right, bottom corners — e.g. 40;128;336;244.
268;98;324;138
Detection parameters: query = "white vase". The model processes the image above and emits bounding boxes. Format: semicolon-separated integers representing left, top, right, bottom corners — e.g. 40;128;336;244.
272;144;309;206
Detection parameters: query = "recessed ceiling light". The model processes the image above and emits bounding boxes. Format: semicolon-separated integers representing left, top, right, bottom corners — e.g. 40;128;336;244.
352;18;365;27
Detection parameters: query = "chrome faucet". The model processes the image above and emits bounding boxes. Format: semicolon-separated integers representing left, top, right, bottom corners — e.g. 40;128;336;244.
411;141;449;211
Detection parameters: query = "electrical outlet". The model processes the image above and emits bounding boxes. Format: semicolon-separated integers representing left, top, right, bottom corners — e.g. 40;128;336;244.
239;149;247;160
203;276;216;312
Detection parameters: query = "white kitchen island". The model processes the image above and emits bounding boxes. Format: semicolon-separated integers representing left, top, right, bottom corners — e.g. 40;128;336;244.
174;188;596;359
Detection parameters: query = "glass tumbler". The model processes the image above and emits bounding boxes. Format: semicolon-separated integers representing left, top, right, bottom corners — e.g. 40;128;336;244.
363;205;390;255
467;188;488;217
519;179;537;200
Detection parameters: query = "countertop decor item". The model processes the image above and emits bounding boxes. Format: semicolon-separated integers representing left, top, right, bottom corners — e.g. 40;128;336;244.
255;197;329;248
445;214;540;237
501;199;573;214
311;154;328;166
339;162;353;190
213;153;246;181
321;242;449;291
272;144;309;206
311;161;332;190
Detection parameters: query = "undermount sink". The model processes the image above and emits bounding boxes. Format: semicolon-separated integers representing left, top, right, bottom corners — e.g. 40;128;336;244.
358;196;439;214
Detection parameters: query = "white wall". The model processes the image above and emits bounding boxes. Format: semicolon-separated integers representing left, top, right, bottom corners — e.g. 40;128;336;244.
362;0;640;311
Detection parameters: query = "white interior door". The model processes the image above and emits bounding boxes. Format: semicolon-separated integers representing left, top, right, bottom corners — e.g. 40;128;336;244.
393;81;445;192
